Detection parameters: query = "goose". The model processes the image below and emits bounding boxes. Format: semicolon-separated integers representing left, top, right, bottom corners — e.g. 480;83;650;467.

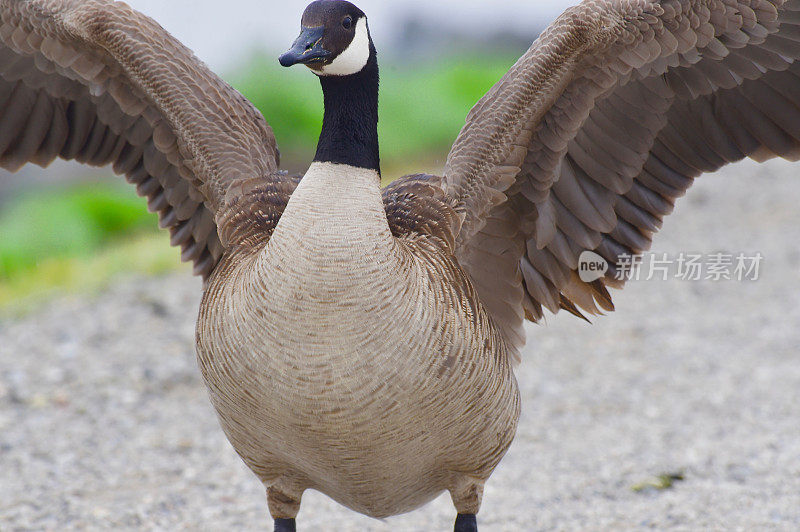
2;0;800;530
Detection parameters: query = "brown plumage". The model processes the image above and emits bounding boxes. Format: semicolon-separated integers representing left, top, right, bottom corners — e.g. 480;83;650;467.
2;0;800;528
444;0;800;358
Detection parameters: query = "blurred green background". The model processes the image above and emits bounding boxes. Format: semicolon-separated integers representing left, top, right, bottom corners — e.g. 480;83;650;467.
0;52;519;313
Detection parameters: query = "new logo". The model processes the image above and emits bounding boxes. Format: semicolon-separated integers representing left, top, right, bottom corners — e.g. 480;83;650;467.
578;250;608;282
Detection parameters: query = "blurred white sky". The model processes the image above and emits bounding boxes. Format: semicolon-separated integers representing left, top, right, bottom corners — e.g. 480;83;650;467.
123;0;580;71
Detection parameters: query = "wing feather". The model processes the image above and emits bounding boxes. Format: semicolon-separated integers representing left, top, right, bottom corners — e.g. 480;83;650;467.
0;0;294;278
442;0;800;357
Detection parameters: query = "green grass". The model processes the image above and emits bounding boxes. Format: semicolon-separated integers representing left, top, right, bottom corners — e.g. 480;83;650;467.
631;471;686;493
0;182;183;313
0;182;158;279
0;233;185;316
0;52;518;312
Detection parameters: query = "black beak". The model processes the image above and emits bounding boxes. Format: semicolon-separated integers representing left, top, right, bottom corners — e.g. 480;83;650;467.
279;26;331;67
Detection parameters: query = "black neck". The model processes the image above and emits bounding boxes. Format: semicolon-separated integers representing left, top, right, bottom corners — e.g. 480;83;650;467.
314;49;380;174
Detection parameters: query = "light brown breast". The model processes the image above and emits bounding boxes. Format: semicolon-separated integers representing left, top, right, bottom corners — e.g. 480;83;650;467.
195;162;520;517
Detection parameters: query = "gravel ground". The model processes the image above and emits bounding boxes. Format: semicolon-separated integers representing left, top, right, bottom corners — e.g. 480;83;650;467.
1;159;800;531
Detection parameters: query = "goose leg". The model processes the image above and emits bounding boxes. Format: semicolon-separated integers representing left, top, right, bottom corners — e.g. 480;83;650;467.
275;517;297;532
454;513;478;531
449;477;484;532
267;484;302;532
274;518;296;532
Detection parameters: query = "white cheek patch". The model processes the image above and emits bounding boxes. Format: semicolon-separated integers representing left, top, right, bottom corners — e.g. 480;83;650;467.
320;18;370;76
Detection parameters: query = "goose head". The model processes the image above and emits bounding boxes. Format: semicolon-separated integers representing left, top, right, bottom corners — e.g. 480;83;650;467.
279;0;374;77
279;0;381;173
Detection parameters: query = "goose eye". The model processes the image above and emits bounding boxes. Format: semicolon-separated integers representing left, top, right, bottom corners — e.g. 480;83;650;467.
342;16;353;29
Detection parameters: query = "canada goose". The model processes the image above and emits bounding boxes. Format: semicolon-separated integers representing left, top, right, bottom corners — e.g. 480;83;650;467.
2;0;800;530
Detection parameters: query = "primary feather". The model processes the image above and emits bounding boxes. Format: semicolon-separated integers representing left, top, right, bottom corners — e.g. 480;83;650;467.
444;0;800;359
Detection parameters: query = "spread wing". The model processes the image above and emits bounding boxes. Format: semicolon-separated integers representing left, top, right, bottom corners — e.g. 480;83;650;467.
443;0;800;355
0;0;297;278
